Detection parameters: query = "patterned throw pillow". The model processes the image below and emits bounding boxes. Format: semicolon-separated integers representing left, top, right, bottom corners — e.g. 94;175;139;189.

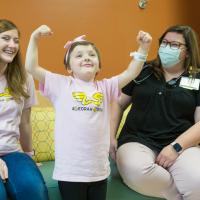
31;107;55;162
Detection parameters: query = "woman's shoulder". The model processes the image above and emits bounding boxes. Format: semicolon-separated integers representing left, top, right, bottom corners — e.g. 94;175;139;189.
135;64;154;80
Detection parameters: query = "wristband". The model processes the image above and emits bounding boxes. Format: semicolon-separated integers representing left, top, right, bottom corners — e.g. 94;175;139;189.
25;149;35;157
130;51;148;62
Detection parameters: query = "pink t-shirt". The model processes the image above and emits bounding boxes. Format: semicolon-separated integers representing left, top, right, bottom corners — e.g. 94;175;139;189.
0;74;37;156
41;71;120;182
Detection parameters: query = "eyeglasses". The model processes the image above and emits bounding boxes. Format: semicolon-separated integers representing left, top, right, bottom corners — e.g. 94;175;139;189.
160;40;186;50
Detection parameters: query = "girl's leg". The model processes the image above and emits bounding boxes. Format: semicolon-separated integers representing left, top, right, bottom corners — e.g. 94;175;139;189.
2;152;49;200
116;142;181;200
58;181;87;200
0;179;7;200
88;179;107;200
169;146;200;200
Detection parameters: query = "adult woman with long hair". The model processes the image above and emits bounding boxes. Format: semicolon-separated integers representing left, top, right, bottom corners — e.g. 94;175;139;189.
110;25;200;200
0;19;49;200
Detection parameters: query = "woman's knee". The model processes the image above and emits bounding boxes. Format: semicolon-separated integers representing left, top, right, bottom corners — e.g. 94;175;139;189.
170;147;200;200
177;174;200;200
20;172;48;199
8;179;49;200
6;158;49;200
116;143;156;180
116;143;173;197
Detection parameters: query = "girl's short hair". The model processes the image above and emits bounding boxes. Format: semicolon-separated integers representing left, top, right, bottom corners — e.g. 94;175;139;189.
63;41;101;70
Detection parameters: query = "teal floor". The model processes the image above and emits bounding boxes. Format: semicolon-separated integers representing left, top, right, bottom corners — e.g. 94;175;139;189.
39;161;165;200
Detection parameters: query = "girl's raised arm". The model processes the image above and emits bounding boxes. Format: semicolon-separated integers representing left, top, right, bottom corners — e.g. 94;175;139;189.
25;25;53;83
118;31;152;89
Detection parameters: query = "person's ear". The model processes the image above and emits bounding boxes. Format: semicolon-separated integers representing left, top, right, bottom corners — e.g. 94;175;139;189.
181;48;189;60
185;51;189;58
95;67;100;76
66;66;72;74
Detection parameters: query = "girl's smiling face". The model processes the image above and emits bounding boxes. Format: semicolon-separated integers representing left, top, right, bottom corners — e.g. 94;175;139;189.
69;44;100;81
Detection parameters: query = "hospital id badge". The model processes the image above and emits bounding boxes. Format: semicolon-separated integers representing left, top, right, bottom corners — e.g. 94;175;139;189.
179;77;200;90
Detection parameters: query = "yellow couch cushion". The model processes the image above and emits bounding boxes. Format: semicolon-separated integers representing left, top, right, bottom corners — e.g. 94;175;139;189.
31;107;55;162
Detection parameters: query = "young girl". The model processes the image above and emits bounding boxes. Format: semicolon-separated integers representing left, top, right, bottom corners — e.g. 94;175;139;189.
25;25;152;200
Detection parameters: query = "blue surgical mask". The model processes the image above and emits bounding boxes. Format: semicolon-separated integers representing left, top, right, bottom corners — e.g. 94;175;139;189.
158;45;181;68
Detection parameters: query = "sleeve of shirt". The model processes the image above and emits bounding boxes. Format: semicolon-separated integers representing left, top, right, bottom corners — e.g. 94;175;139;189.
23;74;37;109
196;74;200;106
196;88;200;106
39;71;68;104
122;64;151;96
122;80;135;96
102;76;120;102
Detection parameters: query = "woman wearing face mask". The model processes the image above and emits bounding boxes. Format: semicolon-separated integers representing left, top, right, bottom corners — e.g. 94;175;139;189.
110;25;200;200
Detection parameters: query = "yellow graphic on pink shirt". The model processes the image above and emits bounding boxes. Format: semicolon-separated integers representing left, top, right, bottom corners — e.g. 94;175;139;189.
0;88;12;97
72;92;103;106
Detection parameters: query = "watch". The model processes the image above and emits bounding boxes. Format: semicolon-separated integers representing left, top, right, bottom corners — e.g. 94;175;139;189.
171;142;183;154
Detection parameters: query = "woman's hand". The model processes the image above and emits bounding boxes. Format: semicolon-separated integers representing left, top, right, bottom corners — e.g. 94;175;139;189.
0;159;8;181
156;145;179;168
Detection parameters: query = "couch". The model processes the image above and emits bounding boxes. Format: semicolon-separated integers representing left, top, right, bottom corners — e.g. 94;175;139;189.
31;92;165;200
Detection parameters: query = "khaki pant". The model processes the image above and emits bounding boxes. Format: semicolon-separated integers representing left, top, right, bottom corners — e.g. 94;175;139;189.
116;142;200;200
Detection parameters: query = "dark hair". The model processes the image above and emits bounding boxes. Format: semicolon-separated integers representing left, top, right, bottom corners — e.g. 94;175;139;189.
0;19;29;101
63;41;101;70
147;25;200;78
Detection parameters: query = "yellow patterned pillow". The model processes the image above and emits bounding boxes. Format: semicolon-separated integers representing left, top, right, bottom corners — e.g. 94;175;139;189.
31;107;55;162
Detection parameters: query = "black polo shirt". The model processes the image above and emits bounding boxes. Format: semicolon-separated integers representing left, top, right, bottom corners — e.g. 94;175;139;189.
118;66;200;152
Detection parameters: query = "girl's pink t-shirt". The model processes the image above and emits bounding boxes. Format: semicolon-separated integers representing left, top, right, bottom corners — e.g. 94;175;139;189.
41;71;120;182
